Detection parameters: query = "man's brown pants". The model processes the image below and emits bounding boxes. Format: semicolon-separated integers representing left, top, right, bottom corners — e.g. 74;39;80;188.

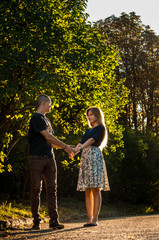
28;155;58;223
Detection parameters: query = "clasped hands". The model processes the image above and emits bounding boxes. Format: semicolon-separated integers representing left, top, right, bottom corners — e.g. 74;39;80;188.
64;143;82;158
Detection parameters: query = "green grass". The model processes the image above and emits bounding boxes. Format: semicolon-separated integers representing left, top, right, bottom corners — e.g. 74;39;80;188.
0;197;155;222
0;201;47;221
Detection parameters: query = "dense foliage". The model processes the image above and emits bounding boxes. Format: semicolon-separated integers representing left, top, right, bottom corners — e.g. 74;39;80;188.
1;2;159;210
96;12;159;134
0;0;127;197
0;0;128;174
106;129;159;207
95;12;159;208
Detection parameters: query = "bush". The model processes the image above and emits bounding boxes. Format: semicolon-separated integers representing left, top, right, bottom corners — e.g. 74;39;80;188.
106;128;159;207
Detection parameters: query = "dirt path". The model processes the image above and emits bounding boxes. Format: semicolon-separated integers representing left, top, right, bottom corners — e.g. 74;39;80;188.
1;214;159;240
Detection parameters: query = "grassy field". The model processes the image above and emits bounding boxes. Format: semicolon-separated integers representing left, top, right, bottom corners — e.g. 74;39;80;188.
0;197;155;223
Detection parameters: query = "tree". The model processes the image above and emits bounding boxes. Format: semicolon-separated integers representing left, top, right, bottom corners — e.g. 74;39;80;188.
0;0;128;177
96;12;159;134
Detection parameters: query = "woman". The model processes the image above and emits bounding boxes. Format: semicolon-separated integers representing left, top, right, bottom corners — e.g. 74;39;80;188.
75;106;110;227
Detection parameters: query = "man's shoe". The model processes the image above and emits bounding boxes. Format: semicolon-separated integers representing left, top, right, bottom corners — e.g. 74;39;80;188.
31;220;40;230
49;220;64;229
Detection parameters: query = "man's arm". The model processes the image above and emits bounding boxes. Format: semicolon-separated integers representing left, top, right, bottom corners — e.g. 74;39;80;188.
52;144;63;149
52;144;74;149
40;130;74;156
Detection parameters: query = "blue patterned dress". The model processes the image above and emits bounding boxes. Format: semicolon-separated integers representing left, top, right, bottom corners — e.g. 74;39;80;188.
77;125;110;191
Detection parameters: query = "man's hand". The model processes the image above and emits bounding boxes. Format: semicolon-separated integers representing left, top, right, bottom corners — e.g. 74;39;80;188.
64;145;76;158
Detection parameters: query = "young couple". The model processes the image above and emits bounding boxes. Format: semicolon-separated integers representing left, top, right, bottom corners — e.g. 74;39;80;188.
28;94;110;230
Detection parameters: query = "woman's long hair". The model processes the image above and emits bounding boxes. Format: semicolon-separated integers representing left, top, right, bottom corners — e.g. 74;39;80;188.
86;106;108;150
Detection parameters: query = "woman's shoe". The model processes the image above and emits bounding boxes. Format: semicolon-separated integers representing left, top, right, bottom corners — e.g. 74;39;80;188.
90;222;98;226
83;223;93;227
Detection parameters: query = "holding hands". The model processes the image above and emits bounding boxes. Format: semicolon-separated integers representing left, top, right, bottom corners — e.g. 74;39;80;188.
64;137;95;158
64;144;83;158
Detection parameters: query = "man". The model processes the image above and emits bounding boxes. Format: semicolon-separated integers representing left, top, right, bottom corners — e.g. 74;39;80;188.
28;94;74;230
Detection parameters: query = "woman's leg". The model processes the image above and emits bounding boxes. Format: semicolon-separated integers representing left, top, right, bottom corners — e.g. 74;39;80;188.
92;188;101;223
85;188;93;223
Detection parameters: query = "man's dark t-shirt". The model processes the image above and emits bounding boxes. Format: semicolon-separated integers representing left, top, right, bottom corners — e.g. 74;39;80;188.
28;113;54;157
80;125;105;147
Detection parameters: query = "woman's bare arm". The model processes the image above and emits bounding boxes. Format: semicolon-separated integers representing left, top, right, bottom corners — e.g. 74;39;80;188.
76;138;95;151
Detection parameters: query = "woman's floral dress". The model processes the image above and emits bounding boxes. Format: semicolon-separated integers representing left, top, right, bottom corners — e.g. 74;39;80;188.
77;146;110;191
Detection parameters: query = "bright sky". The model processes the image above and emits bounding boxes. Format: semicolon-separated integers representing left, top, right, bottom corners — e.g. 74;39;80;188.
85;0;159;35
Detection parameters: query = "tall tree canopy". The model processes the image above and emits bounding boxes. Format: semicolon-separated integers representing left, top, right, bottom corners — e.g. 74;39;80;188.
96;12;159;134
0;0;128;172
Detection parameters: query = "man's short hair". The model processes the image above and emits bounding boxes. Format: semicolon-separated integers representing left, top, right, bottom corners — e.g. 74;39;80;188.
36;94;51;109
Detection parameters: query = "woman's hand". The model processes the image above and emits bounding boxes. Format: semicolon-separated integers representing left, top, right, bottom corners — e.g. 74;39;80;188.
74;143;83;155
75;143;82;149
72;147;80;153
67;147;78;158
